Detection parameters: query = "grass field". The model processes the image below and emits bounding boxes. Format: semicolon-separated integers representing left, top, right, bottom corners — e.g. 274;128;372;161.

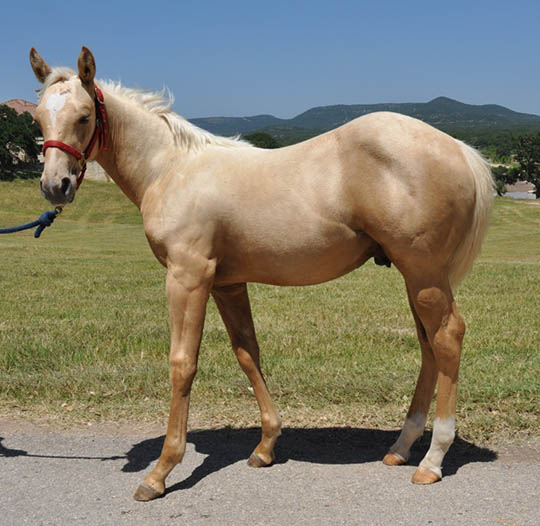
1;179;539;442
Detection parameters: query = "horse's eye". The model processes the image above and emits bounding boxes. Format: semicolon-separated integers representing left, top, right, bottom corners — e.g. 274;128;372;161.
79;115;90;125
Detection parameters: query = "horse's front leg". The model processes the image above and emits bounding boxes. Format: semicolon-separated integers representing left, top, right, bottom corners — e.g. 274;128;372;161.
212;283;281;467
134;259;214;501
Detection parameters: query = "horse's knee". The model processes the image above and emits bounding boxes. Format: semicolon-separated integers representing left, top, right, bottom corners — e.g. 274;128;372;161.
169;357;197;393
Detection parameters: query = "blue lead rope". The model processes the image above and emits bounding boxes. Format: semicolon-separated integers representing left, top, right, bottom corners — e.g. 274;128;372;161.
0;208;61;238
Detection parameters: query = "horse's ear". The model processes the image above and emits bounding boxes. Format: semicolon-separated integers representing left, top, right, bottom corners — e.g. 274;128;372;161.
77;46;96;88
29;48;51;83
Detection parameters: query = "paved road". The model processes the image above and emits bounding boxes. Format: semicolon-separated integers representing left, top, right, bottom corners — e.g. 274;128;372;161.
1;421;538;525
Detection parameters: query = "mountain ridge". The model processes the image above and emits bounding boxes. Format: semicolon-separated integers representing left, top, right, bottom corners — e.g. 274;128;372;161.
189;97;540;139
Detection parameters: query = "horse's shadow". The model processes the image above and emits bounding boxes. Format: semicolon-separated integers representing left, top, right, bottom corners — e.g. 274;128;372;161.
0;436;124;461
1;427;496;497
121;427;497;496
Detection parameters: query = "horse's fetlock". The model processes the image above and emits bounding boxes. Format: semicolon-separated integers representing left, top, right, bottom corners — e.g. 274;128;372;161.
261;413;281;437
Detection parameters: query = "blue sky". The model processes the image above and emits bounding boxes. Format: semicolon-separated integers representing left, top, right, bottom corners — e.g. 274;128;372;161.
1;0;539;118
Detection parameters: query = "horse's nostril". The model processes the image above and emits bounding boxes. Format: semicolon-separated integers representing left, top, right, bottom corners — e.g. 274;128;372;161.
61;177;71;195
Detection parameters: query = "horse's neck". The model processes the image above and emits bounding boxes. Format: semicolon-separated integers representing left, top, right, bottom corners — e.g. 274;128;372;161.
95;91;177;208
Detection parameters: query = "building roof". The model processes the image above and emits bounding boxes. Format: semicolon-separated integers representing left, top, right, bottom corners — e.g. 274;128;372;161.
1;99;37;117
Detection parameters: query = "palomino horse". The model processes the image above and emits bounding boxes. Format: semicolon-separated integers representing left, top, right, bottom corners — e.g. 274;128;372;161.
30;47;493;501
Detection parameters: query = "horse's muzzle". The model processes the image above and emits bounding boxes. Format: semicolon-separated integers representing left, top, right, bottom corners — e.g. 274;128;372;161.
40;174;76;206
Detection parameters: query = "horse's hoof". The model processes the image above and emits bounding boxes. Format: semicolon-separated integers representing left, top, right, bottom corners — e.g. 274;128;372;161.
133;482;164;501
247;452;273;468
383;451;407;466
411;466;441;485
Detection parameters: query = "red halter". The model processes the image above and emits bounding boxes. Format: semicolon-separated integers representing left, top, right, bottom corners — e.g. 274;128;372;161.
42;85;108;189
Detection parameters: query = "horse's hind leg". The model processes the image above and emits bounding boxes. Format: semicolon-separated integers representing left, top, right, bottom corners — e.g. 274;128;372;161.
396;273;465;484
212;283;281;467
383;286;438;466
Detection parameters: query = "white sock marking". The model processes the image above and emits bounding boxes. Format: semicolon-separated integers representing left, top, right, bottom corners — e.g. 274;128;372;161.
420;417;455;477
391;412;426;459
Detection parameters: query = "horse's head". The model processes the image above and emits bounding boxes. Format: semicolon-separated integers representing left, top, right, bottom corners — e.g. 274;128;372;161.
30;47;100;206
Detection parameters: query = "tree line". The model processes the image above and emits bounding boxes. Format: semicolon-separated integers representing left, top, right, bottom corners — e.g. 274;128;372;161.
0;105;41;180
489;134;540;198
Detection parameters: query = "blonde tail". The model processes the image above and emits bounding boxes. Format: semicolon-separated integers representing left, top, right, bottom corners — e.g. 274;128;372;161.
449;142;494;287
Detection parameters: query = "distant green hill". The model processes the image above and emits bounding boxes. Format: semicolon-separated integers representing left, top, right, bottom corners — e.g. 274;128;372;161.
288;97;540;131
189;114;285;135
190;97;540;147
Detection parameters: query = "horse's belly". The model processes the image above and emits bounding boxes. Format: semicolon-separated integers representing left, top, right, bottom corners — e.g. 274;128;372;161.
215;228;376;287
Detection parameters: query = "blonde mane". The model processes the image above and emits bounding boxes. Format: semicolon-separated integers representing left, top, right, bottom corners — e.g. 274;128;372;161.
37;67;77;99
39;67;252;153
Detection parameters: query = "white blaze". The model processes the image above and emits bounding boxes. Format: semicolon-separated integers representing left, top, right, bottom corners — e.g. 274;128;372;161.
45;92;67;129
